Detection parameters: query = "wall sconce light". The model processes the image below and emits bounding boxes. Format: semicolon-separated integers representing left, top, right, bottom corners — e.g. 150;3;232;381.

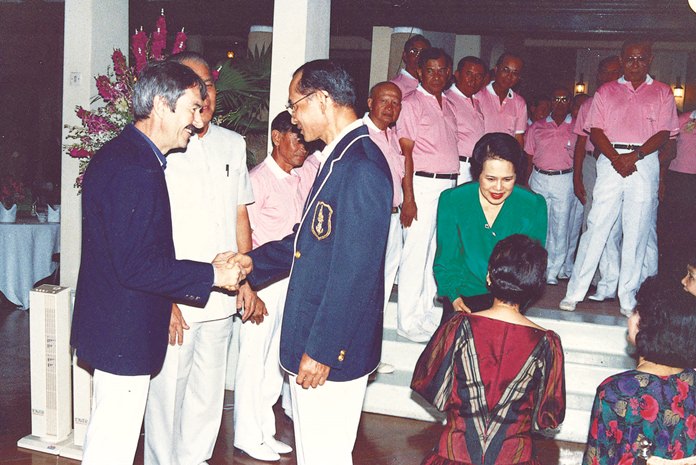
689;0;696;13
674;77;684;98
226;50;235;59
575;74;586;94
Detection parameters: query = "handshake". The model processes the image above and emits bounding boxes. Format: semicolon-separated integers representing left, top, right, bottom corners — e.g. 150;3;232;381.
212;252;253;292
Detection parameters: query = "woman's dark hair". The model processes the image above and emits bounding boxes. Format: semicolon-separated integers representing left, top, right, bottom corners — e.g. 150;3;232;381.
487;234;547;309
471;132;527;183
294;59;357;110
635;278;696;367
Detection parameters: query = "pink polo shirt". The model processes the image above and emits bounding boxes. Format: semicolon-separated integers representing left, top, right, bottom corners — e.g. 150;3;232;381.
525;114;577;171
248;154;318;248
477;82;528;136
574;97;595;152
363;114;404;207
390;69;419;98
670;111;696;174
584;75;679;145
444;84;485;158
397;85;460;174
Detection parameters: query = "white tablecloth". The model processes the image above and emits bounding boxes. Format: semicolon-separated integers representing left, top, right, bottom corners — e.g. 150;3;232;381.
0;219;60;309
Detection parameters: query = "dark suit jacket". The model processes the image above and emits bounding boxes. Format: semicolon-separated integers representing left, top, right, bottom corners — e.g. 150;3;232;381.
71;124;214;376
248;124;392;382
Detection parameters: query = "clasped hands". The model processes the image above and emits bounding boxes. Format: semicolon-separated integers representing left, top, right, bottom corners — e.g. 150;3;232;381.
609;151;639;178
212;252;253;291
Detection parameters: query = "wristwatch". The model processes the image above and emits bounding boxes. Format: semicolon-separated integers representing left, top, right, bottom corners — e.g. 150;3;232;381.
636;149;647;160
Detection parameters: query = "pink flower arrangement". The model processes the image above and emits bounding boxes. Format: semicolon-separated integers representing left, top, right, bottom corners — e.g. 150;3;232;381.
64;12;187;191
0;176;27;208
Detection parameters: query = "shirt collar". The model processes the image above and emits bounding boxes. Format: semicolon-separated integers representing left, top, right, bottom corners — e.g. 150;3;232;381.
317;118;364;167
131;123;167;170
486;81;513;99
362;112;390;134
691;110;696;120
263;154;295;179
618;74;654;86
416;84;449;101
544;114;573;124
447;83;475;100
399;68;417;81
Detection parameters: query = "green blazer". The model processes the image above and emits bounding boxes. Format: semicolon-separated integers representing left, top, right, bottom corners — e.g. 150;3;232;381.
434;182;547;302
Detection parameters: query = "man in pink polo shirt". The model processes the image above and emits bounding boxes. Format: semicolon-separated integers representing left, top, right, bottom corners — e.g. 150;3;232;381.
561;38;679;315
571;56;623;297
233;111;318;461
391;34;431;98
397;48;459;342
477;52;528;147
444;56;486;185
525;86;577;285
658;109;696;281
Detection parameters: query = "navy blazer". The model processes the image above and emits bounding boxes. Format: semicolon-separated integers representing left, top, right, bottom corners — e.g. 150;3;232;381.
248;124;393;382
71;124;214;376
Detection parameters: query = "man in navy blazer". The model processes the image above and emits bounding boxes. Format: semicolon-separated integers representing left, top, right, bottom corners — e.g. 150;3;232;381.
240;60;392;465
70;61;249;465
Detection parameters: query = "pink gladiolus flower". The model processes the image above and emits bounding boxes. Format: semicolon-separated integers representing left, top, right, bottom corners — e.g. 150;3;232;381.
112;49;128;76
69;147;91;159
131;28;149;73
151;14;167;60
171;29;187;55
96;75;118;102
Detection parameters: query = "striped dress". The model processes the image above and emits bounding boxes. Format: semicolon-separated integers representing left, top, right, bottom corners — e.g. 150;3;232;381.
412;313;566;465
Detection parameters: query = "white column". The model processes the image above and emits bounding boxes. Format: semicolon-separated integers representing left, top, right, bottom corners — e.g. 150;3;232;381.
369;26;393;90
388;27;424;81
268;0;331;139
453;35;482;67
60;0;128;289
248;25;273;54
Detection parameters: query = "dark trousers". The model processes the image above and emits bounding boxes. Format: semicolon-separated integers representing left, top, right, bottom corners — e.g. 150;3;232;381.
658;170;696;281
440;293;494;325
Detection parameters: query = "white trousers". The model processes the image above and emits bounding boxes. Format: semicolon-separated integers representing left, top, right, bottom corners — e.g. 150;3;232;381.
233;279;289;448
82;369;150;465
289;374;368;465
529;170;575;280
144;316;233;465
566;152;659;310
398;176;454;337
457;159;473;186
581;154;621;293
563;195;584;277
383;212;402;311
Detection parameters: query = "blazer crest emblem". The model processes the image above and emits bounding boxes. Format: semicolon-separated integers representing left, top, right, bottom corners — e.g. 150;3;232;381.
311;201;333;240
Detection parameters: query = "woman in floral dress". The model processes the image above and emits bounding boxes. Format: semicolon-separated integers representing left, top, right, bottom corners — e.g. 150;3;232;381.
583;280;696;464
412;234;565;465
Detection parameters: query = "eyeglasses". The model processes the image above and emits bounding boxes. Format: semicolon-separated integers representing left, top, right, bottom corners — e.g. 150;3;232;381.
286;92;314;115
499;66;521;77
408;48;425;57
554;96;569;103
624;55;650;66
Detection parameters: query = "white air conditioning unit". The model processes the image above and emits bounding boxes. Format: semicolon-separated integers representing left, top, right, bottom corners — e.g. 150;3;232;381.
17;284;74;455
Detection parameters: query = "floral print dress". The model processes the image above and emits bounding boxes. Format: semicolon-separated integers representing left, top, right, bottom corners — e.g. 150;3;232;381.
583;369;696;465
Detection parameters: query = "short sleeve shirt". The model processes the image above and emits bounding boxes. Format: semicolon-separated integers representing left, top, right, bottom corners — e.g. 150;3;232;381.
166;124;254;322
585;75;679;144
397;85;460;174
390;69;419;99
444;84;486;158
248;154;318;248
670;111;696;174
525;114;577;171
363;114;404;207
477;82;528;136
574;97;595;152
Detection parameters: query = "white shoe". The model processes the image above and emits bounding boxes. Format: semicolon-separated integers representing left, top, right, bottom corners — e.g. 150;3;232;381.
620;307;635;317
588;293;616;302
559;299;577;312
396;329;431;343
547;277;559;285
235;442;280;462
377;362;395;374
265;437;292;454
